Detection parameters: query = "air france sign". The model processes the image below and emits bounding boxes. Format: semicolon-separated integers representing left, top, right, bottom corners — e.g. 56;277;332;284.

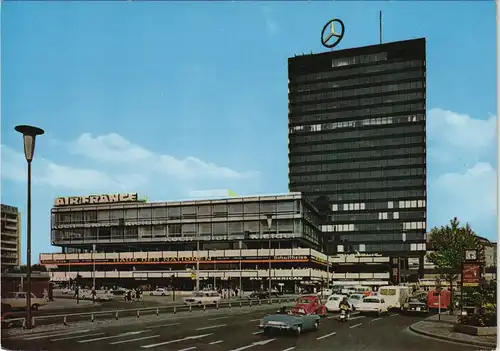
54;193;139;207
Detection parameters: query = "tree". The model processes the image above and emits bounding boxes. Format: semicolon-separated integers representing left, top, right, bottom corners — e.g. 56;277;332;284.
426;217;482;313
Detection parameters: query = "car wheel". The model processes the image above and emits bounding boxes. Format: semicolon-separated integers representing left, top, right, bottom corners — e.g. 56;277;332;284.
161;293;165;296
377;310;382;317
150;293;154;296
32;304;39;311
295;325;302;336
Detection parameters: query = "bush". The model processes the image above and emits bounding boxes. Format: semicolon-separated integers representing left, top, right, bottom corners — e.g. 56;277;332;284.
459;312;497;327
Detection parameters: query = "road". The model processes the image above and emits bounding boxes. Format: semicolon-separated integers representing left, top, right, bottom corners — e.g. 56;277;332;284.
2;309;481;351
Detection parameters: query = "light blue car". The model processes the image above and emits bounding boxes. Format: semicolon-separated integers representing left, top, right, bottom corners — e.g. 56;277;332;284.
259;309;320;336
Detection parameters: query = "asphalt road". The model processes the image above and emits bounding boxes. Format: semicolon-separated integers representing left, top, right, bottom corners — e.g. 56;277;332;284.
2;309;482;351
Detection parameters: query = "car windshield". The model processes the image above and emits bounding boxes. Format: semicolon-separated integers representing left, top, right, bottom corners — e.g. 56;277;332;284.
194;293;206;297
5;293;18;298
350;295;362;300
409;297;423;302
363;298;380;303
329;296;340;301
379;289;396;296
298;298;313;304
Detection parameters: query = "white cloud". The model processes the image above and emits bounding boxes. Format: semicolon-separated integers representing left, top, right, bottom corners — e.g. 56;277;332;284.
427;108;496;164
1;133;259;194
429;162;496;223
70;133;259;180
427;108;496;236
261;5;279;34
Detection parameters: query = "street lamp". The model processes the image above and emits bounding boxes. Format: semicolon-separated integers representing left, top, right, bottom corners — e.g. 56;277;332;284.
195;237;200;292
399;231;407;285
266;214;273;299
92;244;96;303
15;124;45;330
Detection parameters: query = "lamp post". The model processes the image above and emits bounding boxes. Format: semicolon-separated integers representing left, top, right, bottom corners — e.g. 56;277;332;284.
195;238;200;292
15;124;45;330
266;215;273;299
92;244;96;303
399;231;407;285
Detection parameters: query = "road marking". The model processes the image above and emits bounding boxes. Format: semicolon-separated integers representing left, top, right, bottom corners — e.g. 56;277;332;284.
349;323;363;328
283;347;295;351
371;317;383;322
249;318;261;322
349;316;364;321
151;322;180;328
141;333;212;348
196;324;226;331
389;313;398;317
252;331;263;335
179;347;196;351
110;335;160;345
208;316;228;321
24;329;92;340
51;333;105;342
78;330;149;343
229;338;276;351
317;332;336;340
209;340;224;345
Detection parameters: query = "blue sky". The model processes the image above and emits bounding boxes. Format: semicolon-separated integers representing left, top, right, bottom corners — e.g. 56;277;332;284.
1;1;497;263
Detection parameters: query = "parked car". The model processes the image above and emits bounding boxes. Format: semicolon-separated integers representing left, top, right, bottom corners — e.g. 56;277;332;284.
183;292;221;306
348;293;365;310
324;294;346;312
259;307;320;336
2;292;47;311
317;289;333;298
79;290;114;301
149;288;170;296
292;295;328;317
357;296;389;316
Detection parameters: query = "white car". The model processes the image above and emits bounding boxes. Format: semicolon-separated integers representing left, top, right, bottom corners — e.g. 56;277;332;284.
357;296;389;316
183;292;221;306
324;294;346;312
148;288;171;296
79;290;114;301
318;289;333;298
348;294;365;310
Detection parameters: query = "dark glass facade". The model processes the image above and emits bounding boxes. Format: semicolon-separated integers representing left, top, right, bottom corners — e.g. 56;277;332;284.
288;39;427;264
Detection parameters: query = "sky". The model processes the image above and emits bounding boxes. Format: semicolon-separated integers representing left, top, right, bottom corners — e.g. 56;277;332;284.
1;1;497;264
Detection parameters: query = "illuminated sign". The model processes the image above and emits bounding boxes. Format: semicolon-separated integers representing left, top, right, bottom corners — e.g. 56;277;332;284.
54;193;139;207
40;255;309;265
321;18;345;49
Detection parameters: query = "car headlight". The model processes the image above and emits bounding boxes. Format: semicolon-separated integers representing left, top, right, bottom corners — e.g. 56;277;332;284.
259;319;264;325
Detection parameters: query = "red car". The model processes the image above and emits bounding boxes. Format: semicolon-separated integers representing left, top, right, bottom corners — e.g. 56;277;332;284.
291;295;328;317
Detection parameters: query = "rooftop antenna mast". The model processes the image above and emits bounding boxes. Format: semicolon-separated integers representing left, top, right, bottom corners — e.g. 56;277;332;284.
379;10;383;44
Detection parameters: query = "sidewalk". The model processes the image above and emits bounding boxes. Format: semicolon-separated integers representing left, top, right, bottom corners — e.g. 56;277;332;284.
409;313;497;348
40;299;96;310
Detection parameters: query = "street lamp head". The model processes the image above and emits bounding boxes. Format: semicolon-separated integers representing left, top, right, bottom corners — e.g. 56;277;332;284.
15;125;45;162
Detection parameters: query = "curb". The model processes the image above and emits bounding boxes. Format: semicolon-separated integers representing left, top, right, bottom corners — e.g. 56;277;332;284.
409;323;497;349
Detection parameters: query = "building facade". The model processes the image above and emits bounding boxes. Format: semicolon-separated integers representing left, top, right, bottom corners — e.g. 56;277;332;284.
43;192;392;290
287;38;427;280
1;204;21;270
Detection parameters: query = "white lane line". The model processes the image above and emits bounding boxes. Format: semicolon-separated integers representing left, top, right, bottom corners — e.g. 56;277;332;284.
283;347;295;351
196;324;227;331
371;317;383;322
209;340;224;345
349;323;363;329
249;318;261;322
349;316;365;321
179;347;196;351
317;332;336;340
51;333;105;342
252;331;263;335
389;313;398;317
151;322;180;328
209;316;228;321
230;338;276;351
24;329;92;340
78;330;149;343
141;333;212;348
110;335;160;345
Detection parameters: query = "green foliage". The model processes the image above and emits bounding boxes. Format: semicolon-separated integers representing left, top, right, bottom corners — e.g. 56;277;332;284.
426;217;481;274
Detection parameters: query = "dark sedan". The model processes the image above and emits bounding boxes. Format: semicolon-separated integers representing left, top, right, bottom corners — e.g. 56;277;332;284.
402;296;429;314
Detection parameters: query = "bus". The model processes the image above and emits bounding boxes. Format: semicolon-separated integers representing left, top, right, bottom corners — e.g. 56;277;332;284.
378;286;410;310
427;289;451;311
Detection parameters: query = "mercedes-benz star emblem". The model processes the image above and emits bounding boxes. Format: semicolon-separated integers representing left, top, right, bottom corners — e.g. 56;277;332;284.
321;18;345;49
